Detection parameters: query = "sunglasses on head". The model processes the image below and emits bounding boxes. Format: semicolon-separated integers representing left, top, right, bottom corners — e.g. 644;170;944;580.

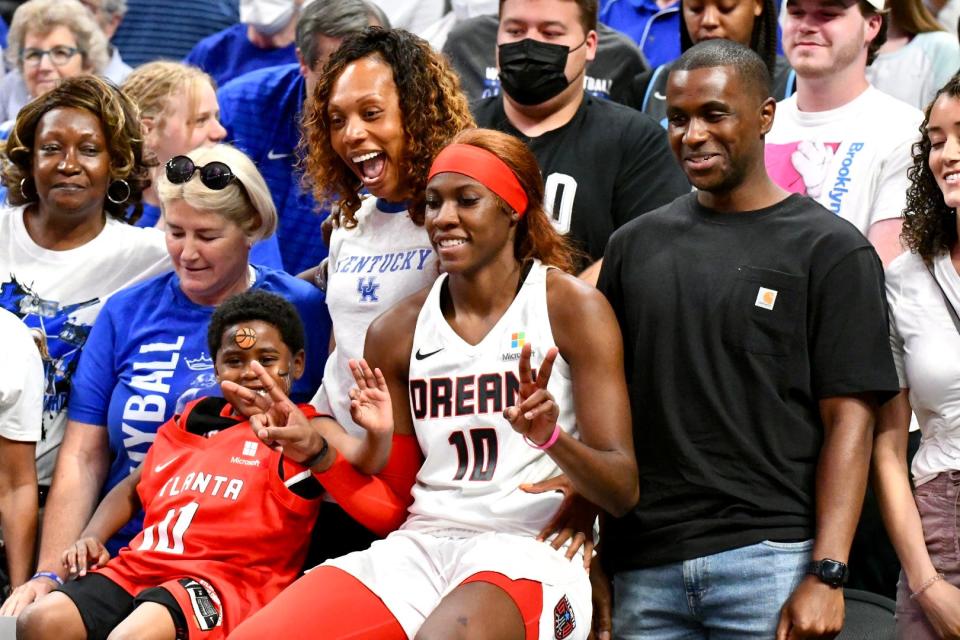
165;155;236;190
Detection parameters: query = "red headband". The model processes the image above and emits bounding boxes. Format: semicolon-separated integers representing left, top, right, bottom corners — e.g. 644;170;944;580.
427;144;529;216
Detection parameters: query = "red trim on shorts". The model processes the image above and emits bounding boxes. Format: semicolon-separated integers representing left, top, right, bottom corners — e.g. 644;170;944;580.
460;571;543;640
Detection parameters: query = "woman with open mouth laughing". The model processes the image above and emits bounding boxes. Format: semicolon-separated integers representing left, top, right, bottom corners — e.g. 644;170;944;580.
298;27;474;562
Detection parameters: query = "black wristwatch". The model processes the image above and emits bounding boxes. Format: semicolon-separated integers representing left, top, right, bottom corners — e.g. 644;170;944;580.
806;559;849;588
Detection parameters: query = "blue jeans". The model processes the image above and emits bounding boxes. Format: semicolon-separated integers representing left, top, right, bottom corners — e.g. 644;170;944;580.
613;539;812;639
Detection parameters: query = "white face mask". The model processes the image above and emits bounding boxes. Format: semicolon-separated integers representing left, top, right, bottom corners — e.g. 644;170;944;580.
240;0;295;36
451;0;499;19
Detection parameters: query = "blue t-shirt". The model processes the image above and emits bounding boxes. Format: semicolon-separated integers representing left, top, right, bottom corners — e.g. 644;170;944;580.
68;265;330;552
112;0;239;66
185;23;297;88
218;64;329;275
131;202;285;271
599;0;680;69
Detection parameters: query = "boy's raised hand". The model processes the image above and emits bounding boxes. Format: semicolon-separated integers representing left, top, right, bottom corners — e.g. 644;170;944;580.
347;358;393;436
62;537;110;578
225;361;327;466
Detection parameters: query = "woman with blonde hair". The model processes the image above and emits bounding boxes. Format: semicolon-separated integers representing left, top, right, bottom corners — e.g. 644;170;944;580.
1;142;330;617
0;0;111;125
120;62;283;268
868;0;960;109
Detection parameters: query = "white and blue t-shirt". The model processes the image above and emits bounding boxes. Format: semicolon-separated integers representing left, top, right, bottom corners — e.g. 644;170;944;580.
68;266;330;551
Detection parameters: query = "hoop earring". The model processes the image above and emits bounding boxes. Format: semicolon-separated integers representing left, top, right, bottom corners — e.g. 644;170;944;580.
106;179;131;205
18;177;36;200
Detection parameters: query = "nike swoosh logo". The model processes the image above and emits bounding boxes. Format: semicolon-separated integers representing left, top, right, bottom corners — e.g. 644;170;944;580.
154;455;180;473
267;150;290;160
415;347;444;360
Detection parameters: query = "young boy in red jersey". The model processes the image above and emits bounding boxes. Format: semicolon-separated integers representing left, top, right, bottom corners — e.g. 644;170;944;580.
17;290;392;640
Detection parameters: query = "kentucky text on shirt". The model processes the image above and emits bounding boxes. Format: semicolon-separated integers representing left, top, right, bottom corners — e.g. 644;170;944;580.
334;249;433;275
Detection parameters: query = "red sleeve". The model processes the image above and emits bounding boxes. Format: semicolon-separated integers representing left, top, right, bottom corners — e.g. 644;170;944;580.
312;434;422;537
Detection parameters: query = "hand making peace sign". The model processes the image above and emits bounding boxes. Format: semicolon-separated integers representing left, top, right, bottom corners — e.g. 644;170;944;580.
503;343;561;445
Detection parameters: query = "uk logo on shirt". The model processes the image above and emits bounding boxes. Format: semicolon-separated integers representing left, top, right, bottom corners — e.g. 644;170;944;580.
357;277;380;302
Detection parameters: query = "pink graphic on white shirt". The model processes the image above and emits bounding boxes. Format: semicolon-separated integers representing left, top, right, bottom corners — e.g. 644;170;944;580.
765;141;841;198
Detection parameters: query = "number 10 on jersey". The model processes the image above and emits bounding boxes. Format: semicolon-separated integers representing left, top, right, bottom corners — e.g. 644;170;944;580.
448;428;498;481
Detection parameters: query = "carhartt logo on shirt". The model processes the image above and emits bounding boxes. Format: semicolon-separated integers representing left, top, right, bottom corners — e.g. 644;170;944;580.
242;441;258;457
755;287;778;311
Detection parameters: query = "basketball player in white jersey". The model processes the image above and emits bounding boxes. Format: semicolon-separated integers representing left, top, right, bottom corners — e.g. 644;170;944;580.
228;128;639;640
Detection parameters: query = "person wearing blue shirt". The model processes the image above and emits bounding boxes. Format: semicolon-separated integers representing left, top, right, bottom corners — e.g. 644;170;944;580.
120;61;284;270
600;0;681;68
218;0;386;275
63;144;331;557
111;0;238;66
68;265;329;553
184;0;303;87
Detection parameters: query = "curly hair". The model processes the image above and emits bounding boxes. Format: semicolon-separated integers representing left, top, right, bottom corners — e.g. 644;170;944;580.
3;75;152;222
902;75;960;261
207;289;305;357
301;27;474;228
417;128;580;273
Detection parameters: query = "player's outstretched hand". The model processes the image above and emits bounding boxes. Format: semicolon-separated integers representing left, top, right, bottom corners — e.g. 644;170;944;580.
236;361;327;466
522;474;598;569
504;344;560;445
348;358;393;436
62;536;110;578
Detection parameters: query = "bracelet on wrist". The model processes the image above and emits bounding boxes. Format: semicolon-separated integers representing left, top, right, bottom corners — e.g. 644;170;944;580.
524;423;562;450
302;436;329;469
910;573;944;599
31;571;63;587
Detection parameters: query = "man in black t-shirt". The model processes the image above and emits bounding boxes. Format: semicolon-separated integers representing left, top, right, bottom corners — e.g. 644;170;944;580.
597;40;898;638
443;13;648;104
473;0;689;280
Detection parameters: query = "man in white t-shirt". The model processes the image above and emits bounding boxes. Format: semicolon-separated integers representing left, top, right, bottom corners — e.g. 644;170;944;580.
766;0;923;266
0;308;44;590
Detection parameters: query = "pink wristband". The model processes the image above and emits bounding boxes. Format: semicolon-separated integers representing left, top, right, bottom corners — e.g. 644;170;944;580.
524;423;561;450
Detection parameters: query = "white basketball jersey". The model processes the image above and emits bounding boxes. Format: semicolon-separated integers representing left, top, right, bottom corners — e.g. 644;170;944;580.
403;260;577;537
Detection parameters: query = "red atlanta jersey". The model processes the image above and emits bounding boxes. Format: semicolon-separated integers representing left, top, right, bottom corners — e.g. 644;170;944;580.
96;398;321;634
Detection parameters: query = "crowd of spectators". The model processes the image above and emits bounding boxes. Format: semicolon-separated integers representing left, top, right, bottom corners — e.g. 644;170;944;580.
0;0;958;637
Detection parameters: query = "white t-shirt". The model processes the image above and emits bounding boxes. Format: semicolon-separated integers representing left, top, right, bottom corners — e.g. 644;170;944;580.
0;204;170;483
766;86;923;235
311;196;438;435
886;250;960;485
0;307;44;442
867;32;960;111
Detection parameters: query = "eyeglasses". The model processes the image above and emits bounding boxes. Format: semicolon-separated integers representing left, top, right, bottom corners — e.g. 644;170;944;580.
20;46;81;68
165;155;236;190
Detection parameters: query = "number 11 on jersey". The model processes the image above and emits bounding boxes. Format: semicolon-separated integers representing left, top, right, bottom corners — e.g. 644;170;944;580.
138;501;200;554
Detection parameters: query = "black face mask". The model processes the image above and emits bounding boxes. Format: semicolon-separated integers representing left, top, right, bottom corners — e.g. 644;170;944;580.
497;38;585;106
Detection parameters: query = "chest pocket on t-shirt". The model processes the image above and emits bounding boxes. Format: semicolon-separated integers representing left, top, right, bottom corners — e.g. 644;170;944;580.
723;266;805;356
